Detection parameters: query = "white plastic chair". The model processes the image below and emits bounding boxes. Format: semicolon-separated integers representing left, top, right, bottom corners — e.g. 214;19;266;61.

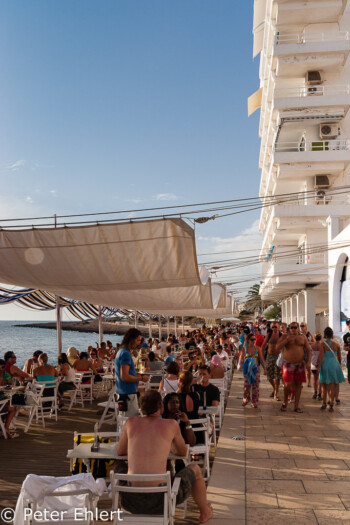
110;470;180;525
74;372;94;406
0;398;9;438
98;387;119;429
188;417;211;481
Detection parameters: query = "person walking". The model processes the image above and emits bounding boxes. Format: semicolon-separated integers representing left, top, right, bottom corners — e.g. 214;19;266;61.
318;327;345;411
240;333;267;409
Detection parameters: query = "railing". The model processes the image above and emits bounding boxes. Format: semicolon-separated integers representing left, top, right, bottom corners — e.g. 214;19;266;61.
275;84;350;98
275;31;349;45
268;252;326;266
274;139;350;152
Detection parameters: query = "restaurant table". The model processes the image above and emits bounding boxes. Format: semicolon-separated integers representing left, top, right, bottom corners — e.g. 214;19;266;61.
67;443;190;471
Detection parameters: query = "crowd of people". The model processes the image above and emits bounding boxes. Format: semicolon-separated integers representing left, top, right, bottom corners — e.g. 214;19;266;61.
1;318;350;521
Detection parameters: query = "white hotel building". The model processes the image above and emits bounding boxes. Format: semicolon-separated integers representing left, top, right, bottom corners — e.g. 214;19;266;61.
251;0;350;333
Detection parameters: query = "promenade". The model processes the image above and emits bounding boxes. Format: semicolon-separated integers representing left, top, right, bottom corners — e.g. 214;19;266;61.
207;371;350;525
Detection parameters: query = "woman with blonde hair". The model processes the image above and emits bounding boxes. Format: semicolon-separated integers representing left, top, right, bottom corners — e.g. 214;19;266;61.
67;346;79;366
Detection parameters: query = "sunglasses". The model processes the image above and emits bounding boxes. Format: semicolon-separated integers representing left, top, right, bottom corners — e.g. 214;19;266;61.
300;324;306;327
290;326;298;329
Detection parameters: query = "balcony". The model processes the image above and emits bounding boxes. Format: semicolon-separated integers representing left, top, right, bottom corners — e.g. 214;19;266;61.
260;257;328;300
274;139;350;165
274;30;350;57
274;84;350;114
275;1;346;27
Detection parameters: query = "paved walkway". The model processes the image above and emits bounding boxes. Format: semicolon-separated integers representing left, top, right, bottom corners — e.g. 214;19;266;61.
207;371;350;525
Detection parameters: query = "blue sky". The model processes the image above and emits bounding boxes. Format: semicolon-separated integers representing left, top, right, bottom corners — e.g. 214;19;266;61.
0;0;262;320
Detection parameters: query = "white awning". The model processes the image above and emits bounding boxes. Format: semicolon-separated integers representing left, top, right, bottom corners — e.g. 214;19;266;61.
0;219;228;313
253;0;266;58
248;87;263;117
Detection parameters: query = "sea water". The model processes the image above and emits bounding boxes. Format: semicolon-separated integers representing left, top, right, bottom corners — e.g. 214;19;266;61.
0;321;123;368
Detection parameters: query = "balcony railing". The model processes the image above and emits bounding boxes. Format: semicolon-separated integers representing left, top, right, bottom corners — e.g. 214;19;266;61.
275;31;349;45
275;84;350;98
275;139;350;152
268;253;326;266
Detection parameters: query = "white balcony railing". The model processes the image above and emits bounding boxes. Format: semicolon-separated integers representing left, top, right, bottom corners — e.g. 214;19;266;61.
275;31;349;45
275;84;350;98
275;139;350;153
268;252;327;266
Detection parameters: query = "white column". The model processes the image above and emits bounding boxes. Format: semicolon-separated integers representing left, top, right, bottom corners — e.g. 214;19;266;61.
281;300;287;323
56;296;62;356
304;289;317;334
98;306;103;346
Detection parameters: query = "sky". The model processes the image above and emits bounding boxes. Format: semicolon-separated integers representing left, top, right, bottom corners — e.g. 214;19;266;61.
0;0;262;320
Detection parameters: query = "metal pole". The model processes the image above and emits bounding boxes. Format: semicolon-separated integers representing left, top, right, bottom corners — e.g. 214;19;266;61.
167;316;170;338
56;296;62;356
174;316;177;338
149;314;152;339
158;314;162;340
98;306;103;346
182;315;184;334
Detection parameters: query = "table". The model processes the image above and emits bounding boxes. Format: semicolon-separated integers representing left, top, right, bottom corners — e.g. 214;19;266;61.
67;443;190;470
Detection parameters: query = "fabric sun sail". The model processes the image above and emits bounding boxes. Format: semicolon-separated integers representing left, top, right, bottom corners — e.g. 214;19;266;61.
0;218;226;313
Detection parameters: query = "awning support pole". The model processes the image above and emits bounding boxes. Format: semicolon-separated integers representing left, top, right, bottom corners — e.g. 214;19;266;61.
56;296;62;357
174;316;177;338
159;315;162;340
182;315;184;334
167;316;170;338
98;306;103;346
149;314;152;339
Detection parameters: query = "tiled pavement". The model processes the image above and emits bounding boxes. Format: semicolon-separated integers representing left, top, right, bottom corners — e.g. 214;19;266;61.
207;371;350;524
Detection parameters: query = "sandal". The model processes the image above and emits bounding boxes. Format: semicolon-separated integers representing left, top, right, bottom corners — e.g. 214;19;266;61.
280;403;287;412
242;399;249;407
274;396;280;401
320;403;327;410
336;399;340;405
329;404;334;412
7;432;20;439
294;408;303;413
312;392;317;399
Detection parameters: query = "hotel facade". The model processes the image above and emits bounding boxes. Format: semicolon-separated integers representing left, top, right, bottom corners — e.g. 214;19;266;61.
251;0;350;333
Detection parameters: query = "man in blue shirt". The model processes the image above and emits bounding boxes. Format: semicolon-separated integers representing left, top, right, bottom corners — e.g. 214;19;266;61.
115;328;149;416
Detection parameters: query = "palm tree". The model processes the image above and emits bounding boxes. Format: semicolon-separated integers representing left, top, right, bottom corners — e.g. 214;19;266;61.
245;283;263;313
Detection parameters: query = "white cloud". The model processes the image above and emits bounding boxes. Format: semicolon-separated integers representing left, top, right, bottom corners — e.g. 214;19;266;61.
127;198;142;204
153;193;178;201
3;160;26;172
50;190;57;195
25;196;33;204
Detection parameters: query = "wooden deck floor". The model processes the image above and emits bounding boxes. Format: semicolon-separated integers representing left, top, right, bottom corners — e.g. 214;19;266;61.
0;398;200;523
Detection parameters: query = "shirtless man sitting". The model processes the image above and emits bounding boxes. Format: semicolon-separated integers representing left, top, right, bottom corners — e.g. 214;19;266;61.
116;390;213;523
261;323;282;400
276;322;312;413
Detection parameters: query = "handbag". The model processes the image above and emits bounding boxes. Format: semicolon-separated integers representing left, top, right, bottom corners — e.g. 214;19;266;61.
276;352;283;368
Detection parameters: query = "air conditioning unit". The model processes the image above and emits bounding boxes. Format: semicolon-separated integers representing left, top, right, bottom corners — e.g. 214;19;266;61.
306;70;323;85
314;175;330;189
319;123;339;140
315;189;331;205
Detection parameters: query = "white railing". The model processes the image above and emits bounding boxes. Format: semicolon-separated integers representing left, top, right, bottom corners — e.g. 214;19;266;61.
275;139;350;153
275;84;350;98
275;31;349;45
268;253;326;266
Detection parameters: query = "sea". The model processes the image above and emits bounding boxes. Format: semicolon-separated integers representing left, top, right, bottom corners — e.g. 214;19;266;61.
0;321;123;368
